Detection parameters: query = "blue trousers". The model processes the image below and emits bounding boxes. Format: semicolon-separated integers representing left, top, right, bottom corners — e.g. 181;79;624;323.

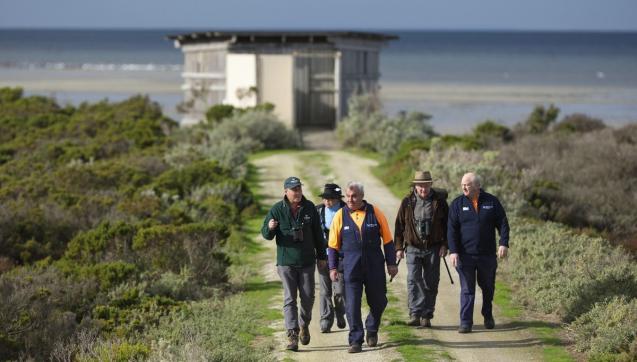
455;254;497;327
344;266;387;345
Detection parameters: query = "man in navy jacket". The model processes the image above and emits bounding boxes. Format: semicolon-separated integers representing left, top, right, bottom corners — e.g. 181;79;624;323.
447;172;509;333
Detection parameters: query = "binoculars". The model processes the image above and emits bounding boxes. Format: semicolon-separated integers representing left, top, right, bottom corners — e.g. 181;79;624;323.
292;224;304;242
419;218;432;238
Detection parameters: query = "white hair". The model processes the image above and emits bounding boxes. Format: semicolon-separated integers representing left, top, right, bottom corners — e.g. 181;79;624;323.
346;181;364;196
463;172;482;187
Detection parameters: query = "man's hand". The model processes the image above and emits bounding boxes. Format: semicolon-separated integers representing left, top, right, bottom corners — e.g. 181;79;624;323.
268;219;278;230
439;245;447;257
498;245;508;259
329;269;339;282
449;253;459;268
396;249;404;261
387;265;398;278
317;259;327;271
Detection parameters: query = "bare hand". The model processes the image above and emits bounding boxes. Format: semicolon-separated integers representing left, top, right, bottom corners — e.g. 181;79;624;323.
329;269;339;282
387;265;398;278
268;219;278;231
449;253;459;268
498;246;508;259
439;246;448;257
396;250;404;261
317;259;327;271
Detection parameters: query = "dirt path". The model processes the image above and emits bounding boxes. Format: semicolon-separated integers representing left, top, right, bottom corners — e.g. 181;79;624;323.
253;150;544;361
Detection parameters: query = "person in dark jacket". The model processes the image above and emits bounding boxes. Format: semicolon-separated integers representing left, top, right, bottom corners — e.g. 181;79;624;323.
316;183;347;333
448;172;509;333
261;176;327;351
394;171;449;328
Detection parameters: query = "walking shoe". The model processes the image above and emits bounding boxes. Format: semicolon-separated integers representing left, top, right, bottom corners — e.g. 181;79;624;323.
347;343;362;353
299;325;310;345
421;318;432;328
484;316;495;330
286;329;299;351
366;332;378;347
336;313;347;329
458;325;472;333
407;315;420;326
320;320;331;333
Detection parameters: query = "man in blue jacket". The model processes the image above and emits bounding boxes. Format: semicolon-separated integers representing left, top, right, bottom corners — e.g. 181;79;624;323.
447;172;509;333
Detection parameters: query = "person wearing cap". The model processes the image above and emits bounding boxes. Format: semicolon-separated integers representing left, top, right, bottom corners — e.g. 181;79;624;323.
394;171;449;328
261;176;328;351
316;183;347;333
448;172;509;333
327;181;398;353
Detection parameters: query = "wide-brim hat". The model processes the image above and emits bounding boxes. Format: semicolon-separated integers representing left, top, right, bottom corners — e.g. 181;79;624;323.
318;183;343;199
412;171;434;184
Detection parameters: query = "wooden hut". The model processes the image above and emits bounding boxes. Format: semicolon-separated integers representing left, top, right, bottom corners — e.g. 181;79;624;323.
167;30;397;128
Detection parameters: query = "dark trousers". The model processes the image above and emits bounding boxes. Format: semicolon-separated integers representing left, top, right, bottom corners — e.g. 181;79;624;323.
344;266;387;345
318;263;346;328
406;245;441;319
455;254;497;327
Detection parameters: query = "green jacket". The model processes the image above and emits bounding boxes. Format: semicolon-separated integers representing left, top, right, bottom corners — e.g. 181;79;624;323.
261;196;327;267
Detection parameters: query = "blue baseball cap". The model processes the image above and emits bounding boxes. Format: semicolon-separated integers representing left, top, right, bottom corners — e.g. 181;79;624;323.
284;176;302;189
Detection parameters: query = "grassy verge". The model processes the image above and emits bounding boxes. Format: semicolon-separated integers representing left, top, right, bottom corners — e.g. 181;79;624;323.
494;281;573;362
383;290;452;361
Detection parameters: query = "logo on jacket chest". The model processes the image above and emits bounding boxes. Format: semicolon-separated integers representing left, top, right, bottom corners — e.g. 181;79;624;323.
303;214;311;222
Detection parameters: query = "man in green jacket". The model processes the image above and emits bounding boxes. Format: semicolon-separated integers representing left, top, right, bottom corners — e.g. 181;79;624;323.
261;176;328;352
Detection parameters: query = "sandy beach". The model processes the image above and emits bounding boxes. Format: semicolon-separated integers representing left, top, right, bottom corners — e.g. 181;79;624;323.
2;68;636;134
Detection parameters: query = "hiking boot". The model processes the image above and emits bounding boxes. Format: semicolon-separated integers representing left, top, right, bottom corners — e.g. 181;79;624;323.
299;325;310;345
366;332;378;347
421;318;432;328
347;343;362;353
458;325;472;333
407;315;420;326
286;329;299;351
484;316;495;330
336;313;346;329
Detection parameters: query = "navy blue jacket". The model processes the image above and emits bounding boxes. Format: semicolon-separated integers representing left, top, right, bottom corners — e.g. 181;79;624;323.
447;190;509;255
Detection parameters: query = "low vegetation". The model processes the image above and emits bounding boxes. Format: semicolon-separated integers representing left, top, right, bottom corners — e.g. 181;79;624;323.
346;95;637;361
0;87;299;360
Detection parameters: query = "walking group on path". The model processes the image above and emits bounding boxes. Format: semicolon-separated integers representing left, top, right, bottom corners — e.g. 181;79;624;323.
261;170;510;353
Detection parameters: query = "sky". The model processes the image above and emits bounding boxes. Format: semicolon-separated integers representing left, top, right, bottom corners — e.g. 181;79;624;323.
1;0;636;31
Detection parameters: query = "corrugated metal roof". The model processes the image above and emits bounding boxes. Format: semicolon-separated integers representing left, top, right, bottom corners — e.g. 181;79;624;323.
166;30;398;46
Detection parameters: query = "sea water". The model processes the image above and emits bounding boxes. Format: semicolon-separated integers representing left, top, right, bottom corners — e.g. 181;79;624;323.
1;29;635;133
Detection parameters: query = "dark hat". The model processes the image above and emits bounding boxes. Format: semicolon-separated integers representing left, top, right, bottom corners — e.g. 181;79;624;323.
412;171;434;184
319;183;343;199
283;176;302;189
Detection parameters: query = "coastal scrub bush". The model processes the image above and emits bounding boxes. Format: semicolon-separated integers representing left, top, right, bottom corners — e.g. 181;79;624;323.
569;296;637;361
146;296;275;362
336;95;437;158
0;265;100;360
497;126;637;240
553;113;606;133
504;217;637;322
515;104;560;134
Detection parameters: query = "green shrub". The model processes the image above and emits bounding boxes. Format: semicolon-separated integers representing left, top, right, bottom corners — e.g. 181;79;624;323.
554;113;606;133
516;104;560;134
336;95;436;158
206;104;236;124
146;296;275;362
132;223;230;285
505;218;637;322
569;296;637;361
